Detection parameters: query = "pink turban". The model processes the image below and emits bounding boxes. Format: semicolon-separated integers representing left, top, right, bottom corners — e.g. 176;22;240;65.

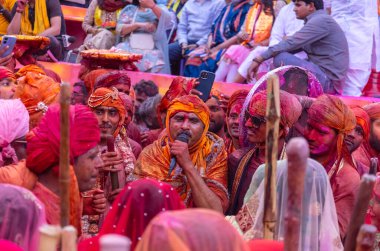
26;104;100;174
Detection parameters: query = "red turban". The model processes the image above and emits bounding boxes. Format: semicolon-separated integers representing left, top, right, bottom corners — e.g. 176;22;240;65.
94;70;131;90
83;69;112;94
227;89;249;116
26;104;100;174
88;87;126;137
0;66;15;81
351;107;370;141
247;90;302;129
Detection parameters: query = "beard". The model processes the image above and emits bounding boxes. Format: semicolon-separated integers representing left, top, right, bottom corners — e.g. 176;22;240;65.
209;120;224;134
369;130;380;153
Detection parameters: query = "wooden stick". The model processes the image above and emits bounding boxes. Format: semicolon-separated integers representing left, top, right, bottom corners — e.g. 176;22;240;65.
100;234;132;251
284;138;309;251
61;226;77;251
38;225;61;251
355;224;377;251
107;135;119;190
369;158;378;175
59;83;71;227
344;174;376;251
263;74;280;240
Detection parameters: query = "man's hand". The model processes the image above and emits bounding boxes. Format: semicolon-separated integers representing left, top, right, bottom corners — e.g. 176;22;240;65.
0;46;13;66
108;188;123;204
169;140;192;172
100;152;123;172
247;61;260;83
92;189;107;214
16;0;27;13
181;43;197;56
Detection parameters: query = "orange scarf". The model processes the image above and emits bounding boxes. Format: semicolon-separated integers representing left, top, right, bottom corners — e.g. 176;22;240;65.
243;3;273;44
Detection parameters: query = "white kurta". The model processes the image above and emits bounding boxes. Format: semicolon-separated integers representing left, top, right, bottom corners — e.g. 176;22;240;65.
332;0;380;96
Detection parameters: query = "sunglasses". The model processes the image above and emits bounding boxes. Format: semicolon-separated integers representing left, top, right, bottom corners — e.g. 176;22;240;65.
244;111;266;128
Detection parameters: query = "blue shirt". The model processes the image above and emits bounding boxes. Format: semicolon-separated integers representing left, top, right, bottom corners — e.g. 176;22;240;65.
177;0;225;45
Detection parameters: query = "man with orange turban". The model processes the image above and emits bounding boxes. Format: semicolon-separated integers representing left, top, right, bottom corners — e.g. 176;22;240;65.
353;103;380;174
94;70;131;95
83;69;112;94
227;90;302;215
87;87;136;235
134;95;228;213
0;104;104;233
15;72;60;128
225;90;249;154
305;94;360;239
0;66;16;99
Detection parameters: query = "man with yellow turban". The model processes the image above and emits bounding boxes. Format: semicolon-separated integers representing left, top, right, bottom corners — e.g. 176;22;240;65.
134;95;228;213
87;87;136;236
227;90;303;215
305;94;360;239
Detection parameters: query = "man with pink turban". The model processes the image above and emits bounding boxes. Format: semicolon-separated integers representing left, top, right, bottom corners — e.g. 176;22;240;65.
305;94;359;238
0;99;29;167
0;104;104;234
227;90;302;215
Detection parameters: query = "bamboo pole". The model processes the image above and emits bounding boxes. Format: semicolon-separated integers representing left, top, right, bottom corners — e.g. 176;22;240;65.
344;174;376;251
369;158;378;175
59;83;71;227
38;225;61;251
355;224;377;251
61;226;78;251
100;234;132;251
284;138;309;251
263;74;280;240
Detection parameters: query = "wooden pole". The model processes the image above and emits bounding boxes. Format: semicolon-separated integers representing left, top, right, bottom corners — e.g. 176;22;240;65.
284;138;309;251
344;174;376;251
263;74;280;240
61;226;78;251
355;224;377;251
59;83;71;227
369;158;378;175
38;225;61;251
100;234;132;251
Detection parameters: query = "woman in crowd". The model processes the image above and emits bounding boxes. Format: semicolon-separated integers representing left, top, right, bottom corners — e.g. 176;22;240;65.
115;0;171;73
0;184;46;251
78;178;185;250
215;0;276;82
183;0;251;77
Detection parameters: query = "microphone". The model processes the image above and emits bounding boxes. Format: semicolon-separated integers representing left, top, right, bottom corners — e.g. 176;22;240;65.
168;132;190;177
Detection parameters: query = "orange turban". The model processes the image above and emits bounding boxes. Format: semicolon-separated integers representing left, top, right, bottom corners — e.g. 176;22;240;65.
364;103;380;120
247;90;302;129
308;95;356;161
227;90;249;116
88;87;126;137
0;66;15;81
15;64;46;78
83;69;111;94
94;70;131;90
352;107;370;141
166;95;210;142
15;72;60;128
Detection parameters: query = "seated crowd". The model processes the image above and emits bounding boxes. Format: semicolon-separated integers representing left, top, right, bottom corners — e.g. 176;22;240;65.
0;0;379;250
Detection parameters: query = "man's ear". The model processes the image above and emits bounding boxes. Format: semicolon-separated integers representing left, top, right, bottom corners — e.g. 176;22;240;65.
308;2;316;11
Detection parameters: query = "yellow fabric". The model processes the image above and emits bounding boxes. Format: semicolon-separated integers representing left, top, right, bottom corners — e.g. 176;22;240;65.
20;0;50;35
0;0;16;34
243;3;273;44
94;6;121;28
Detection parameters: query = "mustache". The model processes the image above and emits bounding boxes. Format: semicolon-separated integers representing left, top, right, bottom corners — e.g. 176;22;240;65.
177;130;192;138
100;123;112;129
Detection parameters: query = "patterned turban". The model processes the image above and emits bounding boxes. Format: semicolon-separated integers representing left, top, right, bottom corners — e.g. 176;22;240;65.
88;87;126;137
351;107;370;141
0;99;29;166
247;90;302;129
94;70;131;90
0;66;16;81
308;95;356;161
83;69;112;94
364;103;380;120
15;72;60;128
26;104;100;174
166;95;210;142
227;90;249;116
15;64;46;78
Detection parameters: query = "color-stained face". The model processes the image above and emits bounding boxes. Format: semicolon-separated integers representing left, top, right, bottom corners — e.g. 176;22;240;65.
71;85;86;105
305;119;338;158
0;78;15;99
227;103;243;139
135;92;148;116
206;97;225;134
344;124;364;153
74;146;102;192
94;106;120;138
114;83;130;95
244;109;267;144
169;111;205;147
293;0;315;20
370;119;380;153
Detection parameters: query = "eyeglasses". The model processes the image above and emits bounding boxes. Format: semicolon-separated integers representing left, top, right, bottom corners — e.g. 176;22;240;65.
244;111;266;128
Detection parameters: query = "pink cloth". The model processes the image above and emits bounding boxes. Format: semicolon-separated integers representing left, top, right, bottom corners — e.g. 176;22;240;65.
0;184;46;251
224;45;251;65
0;99;29;166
